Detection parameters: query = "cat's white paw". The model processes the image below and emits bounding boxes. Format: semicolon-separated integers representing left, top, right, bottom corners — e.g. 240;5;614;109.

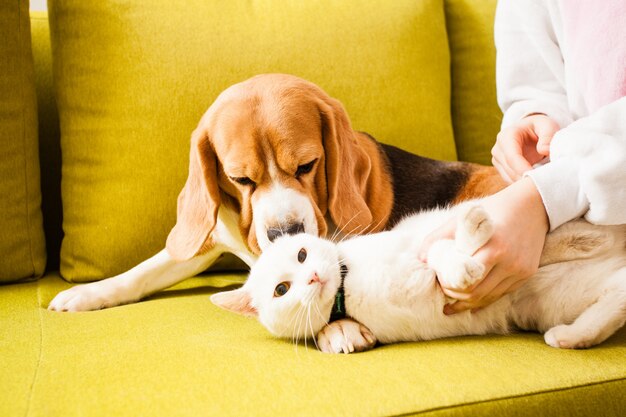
544;325;596;349
429;241;485;291
317;319;377;354
48;281;132;312
455;204;494;255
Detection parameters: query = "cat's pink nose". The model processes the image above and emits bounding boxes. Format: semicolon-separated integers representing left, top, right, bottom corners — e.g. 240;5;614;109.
308;272;321;285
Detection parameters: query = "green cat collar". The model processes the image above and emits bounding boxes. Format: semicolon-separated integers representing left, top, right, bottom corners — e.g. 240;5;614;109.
330;262;349;322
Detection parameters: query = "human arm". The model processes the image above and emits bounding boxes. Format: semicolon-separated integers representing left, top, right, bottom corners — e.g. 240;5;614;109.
492;0;571;181
424;98;626;312
422;0;626;312
419;177;548;313
526;97;626;230
495;0;573;130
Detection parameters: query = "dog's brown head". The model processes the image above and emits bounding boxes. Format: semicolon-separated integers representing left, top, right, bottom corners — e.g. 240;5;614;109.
166;74;392;261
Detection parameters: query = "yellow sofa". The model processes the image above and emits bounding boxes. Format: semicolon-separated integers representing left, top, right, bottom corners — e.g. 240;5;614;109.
1;1;625;416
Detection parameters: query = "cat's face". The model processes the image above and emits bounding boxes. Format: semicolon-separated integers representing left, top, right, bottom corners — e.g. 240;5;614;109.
211;233;342;341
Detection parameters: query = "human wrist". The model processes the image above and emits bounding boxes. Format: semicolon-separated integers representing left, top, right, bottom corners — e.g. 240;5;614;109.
517;177;549;234
484;177;549;234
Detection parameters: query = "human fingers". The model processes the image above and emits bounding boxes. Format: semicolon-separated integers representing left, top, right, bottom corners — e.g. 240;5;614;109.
440;262;504;306
492;128;534;181
417;218;456;262
491;148;515;184
470;278;527;313
531;116;560;157
440;242;515;312
444;244;537;314
500;135;534;179
442;268;515;314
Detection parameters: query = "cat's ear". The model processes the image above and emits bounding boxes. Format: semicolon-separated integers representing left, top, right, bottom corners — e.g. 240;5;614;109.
210;289;258;317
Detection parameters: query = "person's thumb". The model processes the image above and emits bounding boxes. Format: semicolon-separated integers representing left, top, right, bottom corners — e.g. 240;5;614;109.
533;117;560;156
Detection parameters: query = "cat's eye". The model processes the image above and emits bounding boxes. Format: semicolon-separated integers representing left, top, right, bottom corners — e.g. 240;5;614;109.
295;159;317;178
297;248;307;263
274;282;291;297
230;176;255;187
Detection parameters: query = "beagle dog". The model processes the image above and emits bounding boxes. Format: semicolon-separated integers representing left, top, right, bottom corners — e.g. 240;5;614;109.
49;74;505;350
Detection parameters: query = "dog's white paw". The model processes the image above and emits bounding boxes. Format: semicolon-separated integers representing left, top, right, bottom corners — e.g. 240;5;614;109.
48;281;132;312
317;319;377;354
544;325;595;349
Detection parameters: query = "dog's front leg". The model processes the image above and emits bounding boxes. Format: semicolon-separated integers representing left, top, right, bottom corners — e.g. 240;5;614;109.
48;248;222;312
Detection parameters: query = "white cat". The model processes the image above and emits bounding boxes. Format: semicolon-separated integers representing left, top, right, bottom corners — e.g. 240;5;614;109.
211;202;626;353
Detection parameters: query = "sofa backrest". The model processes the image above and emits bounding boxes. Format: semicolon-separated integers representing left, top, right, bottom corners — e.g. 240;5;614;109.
31;11;62;271
30;2;502;271
445;0;501;165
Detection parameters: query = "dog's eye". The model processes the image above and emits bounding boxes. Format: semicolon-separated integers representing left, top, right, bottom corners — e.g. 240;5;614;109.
295;159;317;178
297;248;307;263
274;282;291;297
231;176;255;187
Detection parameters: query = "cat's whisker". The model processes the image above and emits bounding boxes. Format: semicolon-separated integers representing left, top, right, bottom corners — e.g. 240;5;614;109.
280;304;304;339
346;214;382;239
294;304;305;346
295;302;309;349
329;211;360;242
291;303;306;350
300;301;310;348
367;216;387;235
337;222;367;243
329;210;364;243
304;302;311;351
307;301;321;351
313;301;329;328
280;304;302;342
338;215;389;246
328;225;341;243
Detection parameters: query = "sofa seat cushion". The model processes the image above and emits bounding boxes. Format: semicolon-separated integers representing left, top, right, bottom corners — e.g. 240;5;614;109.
2;273;625;416
49;0;455;282
0;0;46;282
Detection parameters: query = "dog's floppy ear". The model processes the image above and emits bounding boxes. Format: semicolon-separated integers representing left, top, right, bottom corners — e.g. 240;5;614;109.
319;97;374;233
166;128;220;261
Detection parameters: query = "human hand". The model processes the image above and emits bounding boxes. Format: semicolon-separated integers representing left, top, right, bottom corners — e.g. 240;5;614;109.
418;178;549;313
491;114;560;183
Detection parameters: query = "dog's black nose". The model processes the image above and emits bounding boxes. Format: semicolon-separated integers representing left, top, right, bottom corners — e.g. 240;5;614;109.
267;222;305;242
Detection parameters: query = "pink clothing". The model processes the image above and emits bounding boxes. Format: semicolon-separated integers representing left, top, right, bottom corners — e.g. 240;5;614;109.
559;0;626;113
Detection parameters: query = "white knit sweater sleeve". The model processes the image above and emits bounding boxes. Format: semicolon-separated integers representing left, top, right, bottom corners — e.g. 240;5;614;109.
526;97;626;230
495;0;574;129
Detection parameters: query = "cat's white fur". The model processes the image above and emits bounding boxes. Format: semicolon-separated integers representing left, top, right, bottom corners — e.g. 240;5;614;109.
211;202;626;352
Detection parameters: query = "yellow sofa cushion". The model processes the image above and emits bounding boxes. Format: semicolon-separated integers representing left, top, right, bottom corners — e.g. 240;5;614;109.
31;11;63;273
445;0;502;164
2;274;625;416
49;0;455;282
0;1;46;282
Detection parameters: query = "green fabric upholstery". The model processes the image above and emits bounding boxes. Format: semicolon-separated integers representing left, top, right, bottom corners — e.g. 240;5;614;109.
1;274;625;416
445;0;502;164
48;0;455;282
0;0;46;282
